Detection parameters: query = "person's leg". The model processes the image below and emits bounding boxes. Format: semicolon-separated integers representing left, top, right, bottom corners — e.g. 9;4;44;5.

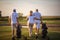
29;25;31;37
37;23;40;34
11;24;16;40
30;24;33;36
12;27;15;37
12;24;17;37
11;24;14;37
35;23;40;35
29;24;33;37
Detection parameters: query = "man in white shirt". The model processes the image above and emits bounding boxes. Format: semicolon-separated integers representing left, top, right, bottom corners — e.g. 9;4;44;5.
9;9;19;39
33;9;42;35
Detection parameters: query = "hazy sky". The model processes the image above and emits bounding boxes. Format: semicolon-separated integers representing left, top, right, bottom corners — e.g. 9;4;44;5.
0;0;60;16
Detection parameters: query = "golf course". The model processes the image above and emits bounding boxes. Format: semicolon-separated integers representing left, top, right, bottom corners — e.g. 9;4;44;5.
0;16;60;40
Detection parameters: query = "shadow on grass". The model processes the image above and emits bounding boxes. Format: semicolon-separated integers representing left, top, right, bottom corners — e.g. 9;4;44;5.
48;32;60;40
10;32;60;40
11;32;60;40
0;27;60;40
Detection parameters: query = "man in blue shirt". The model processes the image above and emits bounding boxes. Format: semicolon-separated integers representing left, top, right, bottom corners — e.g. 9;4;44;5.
9;9;19;39
33;9;42;35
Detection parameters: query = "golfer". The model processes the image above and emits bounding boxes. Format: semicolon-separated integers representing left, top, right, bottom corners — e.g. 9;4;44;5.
33;9;42;35
27;10;35;37
9;9;19;38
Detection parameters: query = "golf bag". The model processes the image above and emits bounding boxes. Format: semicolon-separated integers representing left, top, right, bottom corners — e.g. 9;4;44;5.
42;23;48;38
16;24;22;38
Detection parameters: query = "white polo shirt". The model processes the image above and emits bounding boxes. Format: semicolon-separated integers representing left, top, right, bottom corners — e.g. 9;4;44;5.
10;12;18;24
28;16;35;24
33;12;41;23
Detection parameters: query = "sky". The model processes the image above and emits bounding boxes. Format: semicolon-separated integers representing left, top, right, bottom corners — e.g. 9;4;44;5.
0;0;60;16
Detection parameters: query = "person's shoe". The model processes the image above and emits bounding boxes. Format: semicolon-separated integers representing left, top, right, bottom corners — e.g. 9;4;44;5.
12;36;15;40
35;33;38;35
36;35;38;39
16;36;21;38
24;36;27;40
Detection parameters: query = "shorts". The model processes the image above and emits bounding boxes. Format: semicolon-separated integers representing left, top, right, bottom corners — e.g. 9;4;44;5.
29;23;34;28
35;20;41;29
11;23;17;31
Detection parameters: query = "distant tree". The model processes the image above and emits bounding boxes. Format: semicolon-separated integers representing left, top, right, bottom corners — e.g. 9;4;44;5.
18;13;23;17
18;13;23;20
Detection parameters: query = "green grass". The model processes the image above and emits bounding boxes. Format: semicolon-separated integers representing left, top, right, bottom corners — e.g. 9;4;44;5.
19;20;60;24
0;26;60;40
0;20;60;25
0;17;60;24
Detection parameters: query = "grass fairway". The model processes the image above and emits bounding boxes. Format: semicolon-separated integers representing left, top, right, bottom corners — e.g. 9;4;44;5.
0;26;60;40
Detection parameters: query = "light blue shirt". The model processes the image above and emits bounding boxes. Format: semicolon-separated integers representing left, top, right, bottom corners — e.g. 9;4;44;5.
10;12;18;24
33;12;41;23
28;16;35;24
33;12;41;19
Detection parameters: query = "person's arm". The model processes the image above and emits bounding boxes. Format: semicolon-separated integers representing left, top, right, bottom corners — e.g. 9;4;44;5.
16;13;19;24
26;16;29;21
17;17;19;24
40;16;43;24
40;13;43;24
27;18;29;21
